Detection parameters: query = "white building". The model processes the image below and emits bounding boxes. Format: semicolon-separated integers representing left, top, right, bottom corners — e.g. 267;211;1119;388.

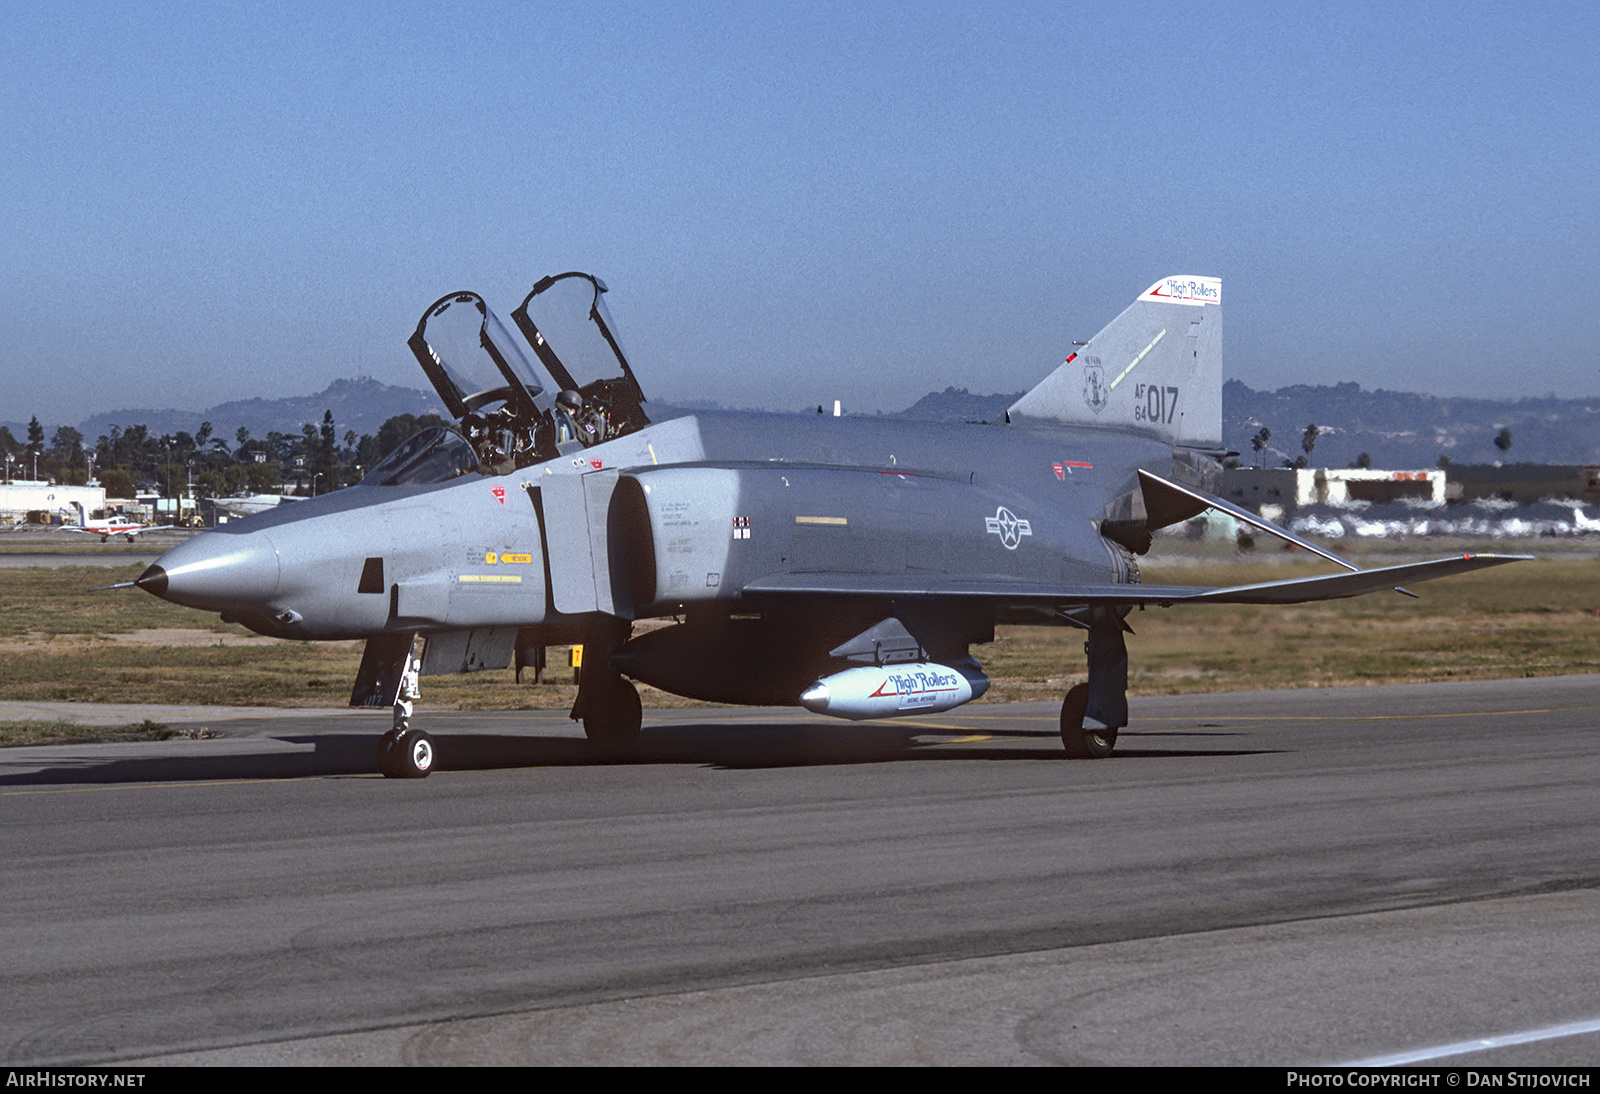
1293;467;1447;507
1220;467;1447;510
0;482;109;523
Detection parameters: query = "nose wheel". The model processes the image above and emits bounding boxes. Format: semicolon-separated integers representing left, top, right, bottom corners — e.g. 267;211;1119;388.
378;725;435;778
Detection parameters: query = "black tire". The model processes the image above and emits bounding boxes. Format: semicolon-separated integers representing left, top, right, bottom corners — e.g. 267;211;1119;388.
376;729;400;777
380;727;434;778
583;677;642;748
1060;683;1117;759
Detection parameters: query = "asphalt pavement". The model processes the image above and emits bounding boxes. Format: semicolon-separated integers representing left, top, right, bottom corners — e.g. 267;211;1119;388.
3;676;1598;1066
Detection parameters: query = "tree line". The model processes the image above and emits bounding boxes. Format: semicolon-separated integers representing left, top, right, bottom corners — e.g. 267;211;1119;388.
1244;422;1512;471
1;412;448;499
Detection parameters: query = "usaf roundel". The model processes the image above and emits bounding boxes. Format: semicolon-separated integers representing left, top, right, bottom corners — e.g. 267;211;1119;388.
985;506;1032;550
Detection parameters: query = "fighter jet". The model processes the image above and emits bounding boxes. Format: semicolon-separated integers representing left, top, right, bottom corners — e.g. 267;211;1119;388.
125;272;1526;777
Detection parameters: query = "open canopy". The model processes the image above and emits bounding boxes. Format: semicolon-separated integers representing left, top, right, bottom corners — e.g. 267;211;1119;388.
405;273;650;471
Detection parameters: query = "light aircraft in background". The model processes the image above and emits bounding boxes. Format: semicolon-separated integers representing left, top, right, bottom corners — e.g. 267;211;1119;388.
67;503;149;542
121;272;1527;776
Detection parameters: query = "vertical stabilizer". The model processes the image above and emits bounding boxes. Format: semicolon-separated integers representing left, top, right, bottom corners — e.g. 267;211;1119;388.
1007;276;1222;448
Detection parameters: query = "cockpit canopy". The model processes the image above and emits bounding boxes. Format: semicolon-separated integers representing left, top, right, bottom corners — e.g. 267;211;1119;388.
513;272;648;437
406;272;648;472
359;426;479;487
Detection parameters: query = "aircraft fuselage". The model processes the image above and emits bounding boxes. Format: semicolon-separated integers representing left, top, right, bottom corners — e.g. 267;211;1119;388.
140;406;1169;646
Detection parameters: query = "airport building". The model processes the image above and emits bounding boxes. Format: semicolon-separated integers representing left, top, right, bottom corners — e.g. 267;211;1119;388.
1220;467;1446;510
0;481;107;524
1221;464;1600;513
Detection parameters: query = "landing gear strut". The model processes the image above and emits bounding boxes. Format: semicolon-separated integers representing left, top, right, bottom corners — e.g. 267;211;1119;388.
377;641;433;778
1060;606;1129;759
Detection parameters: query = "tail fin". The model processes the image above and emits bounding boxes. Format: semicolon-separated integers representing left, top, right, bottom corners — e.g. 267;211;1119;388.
1007;276;1222;448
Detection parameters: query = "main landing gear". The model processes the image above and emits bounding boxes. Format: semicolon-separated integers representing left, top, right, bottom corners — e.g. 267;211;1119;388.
1059;683;1117;759
572;621;642;751
582;674;642;749
1060;606;1130;759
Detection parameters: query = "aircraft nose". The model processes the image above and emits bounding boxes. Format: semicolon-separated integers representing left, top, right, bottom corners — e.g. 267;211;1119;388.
138;532;281;611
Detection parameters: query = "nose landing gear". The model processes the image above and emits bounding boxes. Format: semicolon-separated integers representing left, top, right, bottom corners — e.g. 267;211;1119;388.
379;725;435;778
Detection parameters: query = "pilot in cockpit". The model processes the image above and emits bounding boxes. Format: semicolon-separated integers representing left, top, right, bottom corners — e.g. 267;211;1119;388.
555;389;605;447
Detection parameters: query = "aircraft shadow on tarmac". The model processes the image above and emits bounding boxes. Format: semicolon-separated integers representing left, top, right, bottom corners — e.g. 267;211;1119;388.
0;722;1276;785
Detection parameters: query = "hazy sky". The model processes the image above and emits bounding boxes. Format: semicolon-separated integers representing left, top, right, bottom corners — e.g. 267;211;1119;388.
5;1;1597;428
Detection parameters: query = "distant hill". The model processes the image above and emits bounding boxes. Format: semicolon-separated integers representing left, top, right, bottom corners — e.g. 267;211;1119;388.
78;378;448;443
892;382;1600;468
1223;380;1600;468
22;377;1600;470
893;387;1019;424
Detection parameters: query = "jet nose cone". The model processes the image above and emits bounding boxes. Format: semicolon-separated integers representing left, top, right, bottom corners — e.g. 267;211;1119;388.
142;532;281;610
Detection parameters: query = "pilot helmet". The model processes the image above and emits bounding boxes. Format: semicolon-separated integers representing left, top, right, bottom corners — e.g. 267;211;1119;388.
556;389;583;413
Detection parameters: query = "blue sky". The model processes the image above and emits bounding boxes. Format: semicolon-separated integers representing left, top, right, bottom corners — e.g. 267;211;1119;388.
4;1;1597;428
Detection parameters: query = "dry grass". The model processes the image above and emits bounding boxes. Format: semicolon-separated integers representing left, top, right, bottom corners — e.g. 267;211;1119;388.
984;554;1600;700
0;718;206;748
3;555;1595;711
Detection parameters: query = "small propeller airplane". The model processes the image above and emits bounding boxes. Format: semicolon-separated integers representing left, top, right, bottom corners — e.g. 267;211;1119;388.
67;502;149;542
119;272;1527;776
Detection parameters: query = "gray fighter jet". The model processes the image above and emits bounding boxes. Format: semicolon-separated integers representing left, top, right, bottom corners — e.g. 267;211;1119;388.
127;272;1525;776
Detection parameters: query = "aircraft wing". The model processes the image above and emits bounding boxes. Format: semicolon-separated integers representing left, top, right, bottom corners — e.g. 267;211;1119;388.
66;525;147;538
742;553;1529;608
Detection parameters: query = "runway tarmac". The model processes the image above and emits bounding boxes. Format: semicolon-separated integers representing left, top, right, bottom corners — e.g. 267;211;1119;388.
3;675;1598;1066
0;551;161;568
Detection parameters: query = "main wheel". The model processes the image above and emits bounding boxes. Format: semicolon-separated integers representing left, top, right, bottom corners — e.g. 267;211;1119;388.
379;727;435;778
1060;683;1117;759
583;677;642;749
